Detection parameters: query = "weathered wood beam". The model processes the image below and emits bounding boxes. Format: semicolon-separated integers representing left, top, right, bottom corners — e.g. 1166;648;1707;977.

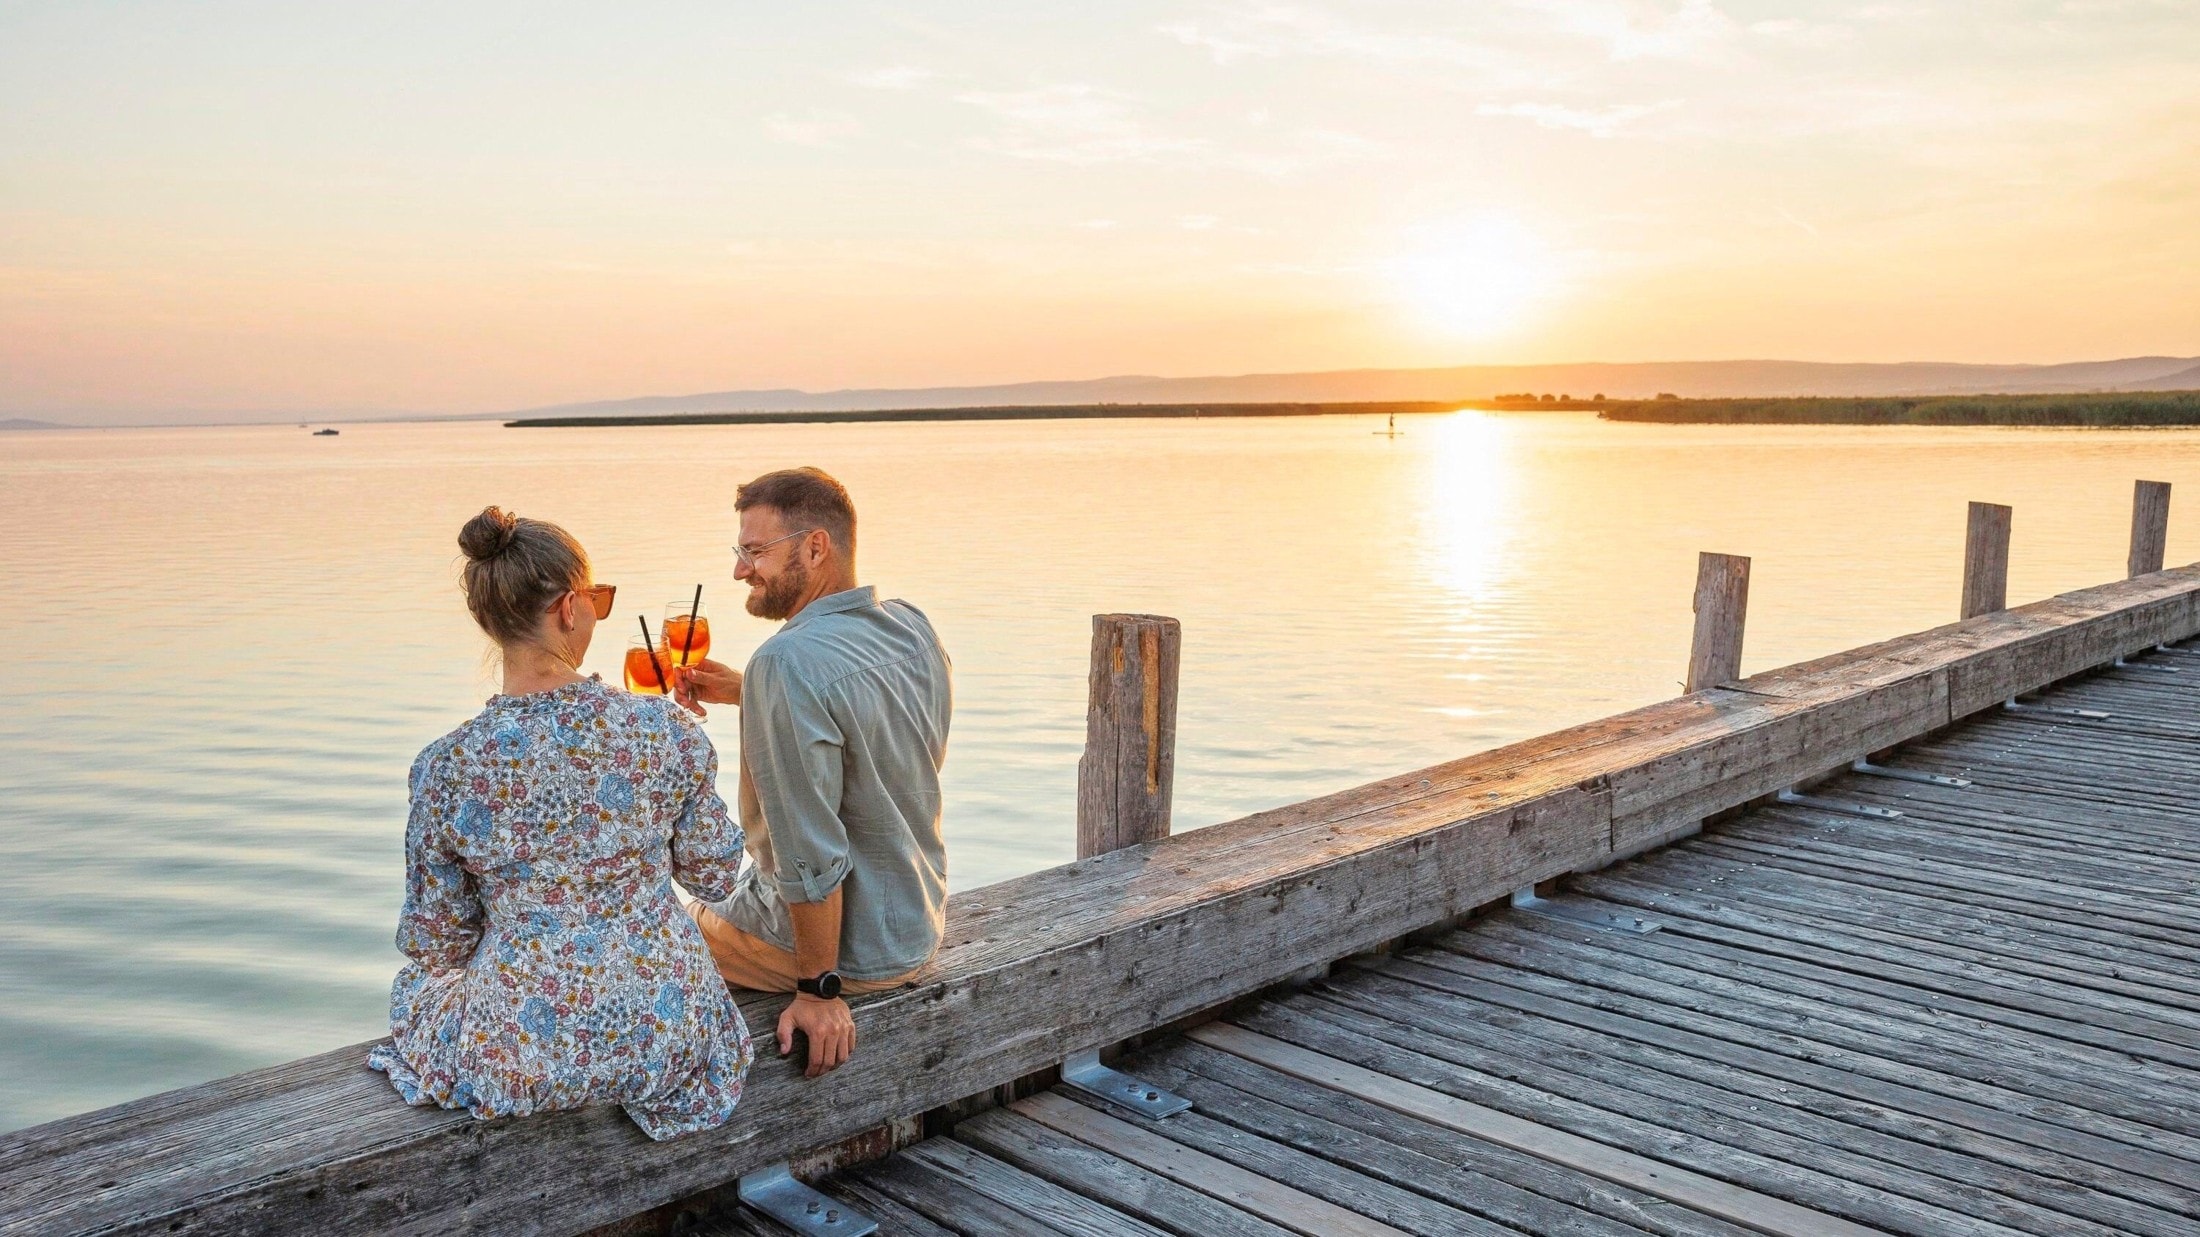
1685;552;1751;693
2129;481;2171;578
8;566;2200;1237
1078;614;1181;859
1962;501;2013;619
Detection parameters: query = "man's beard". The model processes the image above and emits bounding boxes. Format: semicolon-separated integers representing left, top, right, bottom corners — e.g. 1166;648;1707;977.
746;559;810;620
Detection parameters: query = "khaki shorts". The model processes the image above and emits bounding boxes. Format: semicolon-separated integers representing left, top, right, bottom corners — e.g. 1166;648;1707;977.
685;901;924;994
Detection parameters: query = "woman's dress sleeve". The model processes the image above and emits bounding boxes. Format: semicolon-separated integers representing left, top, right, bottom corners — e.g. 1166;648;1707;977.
668;716;745;901
393;752;485;972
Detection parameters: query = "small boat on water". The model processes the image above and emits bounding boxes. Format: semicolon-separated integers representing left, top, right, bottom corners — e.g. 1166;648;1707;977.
313;428;340;436
1375;413;1402;437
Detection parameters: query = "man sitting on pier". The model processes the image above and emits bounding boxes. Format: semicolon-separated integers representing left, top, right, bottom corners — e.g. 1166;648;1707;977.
673;467;952;1078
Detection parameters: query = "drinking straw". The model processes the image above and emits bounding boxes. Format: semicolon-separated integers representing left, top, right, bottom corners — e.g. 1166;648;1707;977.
678;584;703;664
638;616;671;694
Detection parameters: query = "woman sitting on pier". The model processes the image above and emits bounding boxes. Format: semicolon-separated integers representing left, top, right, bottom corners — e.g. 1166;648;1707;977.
366;507;754;1139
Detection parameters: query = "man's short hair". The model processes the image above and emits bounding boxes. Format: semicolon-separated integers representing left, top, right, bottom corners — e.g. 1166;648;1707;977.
736;467;857;556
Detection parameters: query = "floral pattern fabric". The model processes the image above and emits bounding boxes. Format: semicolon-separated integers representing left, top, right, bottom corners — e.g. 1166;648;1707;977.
367;676;752;1140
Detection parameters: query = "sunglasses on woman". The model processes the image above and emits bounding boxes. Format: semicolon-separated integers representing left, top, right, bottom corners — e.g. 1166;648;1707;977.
559;584;616;620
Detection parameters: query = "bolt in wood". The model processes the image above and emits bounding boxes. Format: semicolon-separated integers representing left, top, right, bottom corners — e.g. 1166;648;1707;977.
1077;613;1181;859
1961;502;2012;619
2129;480;2171;578
1685;553;1750;693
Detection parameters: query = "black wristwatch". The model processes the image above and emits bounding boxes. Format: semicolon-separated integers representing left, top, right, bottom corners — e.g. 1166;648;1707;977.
796;970;843;1000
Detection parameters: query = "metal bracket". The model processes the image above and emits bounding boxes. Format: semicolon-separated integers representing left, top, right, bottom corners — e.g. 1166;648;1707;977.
2114;656;2179;673
2004;698;2112;720
1061;1050;1192;1119
1776;789;1903;820
738;1163;877;1236
1851;759;1970;788
1512;889;1660;933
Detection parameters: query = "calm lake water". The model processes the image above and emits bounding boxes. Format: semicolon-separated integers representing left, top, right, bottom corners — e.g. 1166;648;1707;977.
4;412;2196;1130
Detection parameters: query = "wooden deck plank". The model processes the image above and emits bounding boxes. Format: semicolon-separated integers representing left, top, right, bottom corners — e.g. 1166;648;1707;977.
1186;1021;1907;1237
952;1109;1299;1237
1517;901;2200;1114
1694;822;2200;936
1152;1040;1761;1237
1570;872;2200;1047
850;1152;1084;1235
1737;809;2194;899
815;1178;962;1237
1616;846;2200;1002
1591;857;2200;1026
1335;958;2200;1225
1425;920;2200;1156
899;1138;1173;1237
1050;1090;1520;1237
1089;1052;1642;1236
1687;839;2200;965
1011;1092;1412;1237
1276;990;2148;1237
1677;842;2200;972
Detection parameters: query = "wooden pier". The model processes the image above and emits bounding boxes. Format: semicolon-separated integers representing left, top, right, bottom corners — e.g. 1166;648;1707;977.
4;484;2196;1236
721;652;2200;1236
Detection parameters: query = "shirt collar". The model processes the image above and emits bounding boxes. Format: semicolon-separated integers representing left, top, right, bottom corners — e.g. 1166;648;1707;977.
786;585;877;629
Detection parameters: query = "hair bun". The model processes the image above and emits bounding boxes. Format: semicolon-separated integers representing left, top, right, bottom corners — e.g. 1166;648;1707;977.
458;506;521;561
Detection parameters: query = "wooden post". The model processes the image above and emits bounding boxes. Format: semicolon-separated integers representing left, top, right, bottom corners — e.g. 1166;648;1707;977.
2129;481;2171;578
1961;502;2013;619
1077;614;1181;859
1684;553;1750;693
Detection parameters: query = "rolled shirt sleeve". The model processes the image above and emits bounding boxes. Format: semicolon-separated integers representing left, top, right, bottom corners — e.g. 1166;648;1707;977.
741;653;851;903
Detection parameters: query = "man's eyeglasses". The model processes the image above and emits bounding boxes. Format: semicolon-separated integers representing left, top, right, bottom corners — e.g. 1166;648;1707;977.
561;584;616;620
732;529;815;568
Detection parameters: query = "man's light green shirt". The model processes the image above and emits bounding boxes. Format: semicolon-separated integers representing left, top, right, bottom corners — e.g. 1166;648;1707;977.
707;586;951;980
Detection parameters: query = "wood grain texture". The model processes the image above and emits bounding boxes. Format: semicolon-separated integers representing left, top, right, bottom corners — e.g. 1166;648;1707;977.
1685;552;1751;693
1078;614;1181;859
1962;501;2013;619
1185;1023;1883;1237
952;1109;1297;1237
1011;1092;1411;1237
2131;480;2172;578
11;570;2200;1237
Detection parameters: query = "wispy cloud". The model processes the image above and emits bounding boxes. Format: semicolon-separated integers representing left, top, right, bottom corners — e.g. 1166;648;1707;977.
846;65;941;91
1475;98;1680;137
1157;6;1514;74
762;111;863;146
1526;0;1740;62
955;84;1207;163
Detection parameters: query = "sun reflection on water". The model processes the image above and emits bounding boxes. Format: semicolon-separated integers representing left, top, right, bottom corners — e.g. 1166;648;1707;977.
1418;410;1520;605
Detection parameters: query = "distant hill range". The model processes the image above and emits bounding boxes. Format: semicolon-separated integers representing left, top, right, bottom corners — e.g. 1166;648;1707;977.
13;355;2200;427
505;355;2200;421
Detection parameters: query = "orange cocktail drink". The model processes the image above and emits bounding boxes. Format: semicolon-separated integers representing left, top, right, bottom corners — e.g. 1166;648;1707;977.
624;636;670;694
662;602;710;667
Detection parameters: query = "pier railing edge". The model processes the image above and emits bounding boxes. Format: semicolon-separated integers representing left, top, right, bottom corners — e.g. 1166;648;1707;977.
7;564;2198;1237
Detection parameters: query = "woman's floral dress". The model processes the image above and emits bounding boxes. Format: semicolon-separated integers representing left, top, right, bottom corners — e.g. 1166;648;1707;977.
367;676;753;1140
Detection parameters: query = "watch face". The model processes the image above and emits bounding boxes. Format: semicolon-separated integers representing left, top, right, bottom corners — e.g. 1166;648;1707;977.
818;971;843;999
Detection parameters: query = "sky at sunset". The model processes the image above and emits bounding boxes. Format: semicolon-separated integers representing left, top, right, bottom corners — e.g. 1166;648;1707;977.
4;2;2198;421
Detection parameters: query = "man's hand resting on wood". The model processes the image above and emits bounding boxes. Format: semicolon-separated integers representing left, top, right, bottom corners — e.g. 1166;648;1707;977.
670;659;742;718
779;994;855;1078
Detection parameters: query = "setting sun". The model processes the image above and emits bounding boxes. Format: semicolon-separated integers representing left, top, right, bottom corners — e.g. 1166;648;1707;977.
1386;215;1556;340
